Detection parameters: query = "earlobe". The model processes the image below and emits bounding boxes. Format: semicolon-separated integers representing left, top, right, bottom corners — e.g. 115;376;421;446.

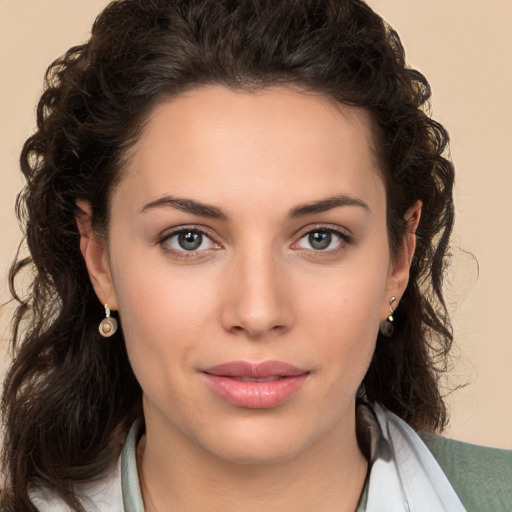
76;200;118;310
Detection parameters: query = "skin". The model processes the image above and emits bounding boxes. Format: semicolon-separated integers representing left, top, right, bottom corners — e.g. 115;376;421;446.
78;86;420;512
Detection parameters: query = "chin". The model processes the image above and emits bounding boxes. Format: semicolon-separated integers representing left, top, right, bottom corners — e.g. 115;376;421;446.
194;416;326;466
209;439;306;466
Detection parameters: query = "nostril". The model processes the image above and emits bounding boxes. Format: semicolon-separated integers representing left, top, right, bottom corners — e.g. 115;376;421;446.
226;321;288;338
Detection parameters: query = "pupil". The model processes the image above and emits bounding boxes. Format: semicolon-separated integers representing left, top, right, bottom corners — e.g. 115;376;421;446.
178;231;202;250
309;231;331;250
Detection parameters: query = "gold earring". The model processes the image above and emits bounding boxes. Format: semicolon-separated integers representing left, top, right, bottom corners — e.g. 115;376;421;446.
379;296;397;337
99;304;118;337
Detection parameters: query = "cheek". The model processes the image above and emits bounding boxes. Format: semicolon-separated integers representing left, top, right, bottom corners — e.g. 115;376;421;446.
111;268;206;418
296;252;389;377
109;252;219;384
301;257;389;334
111;240;218;332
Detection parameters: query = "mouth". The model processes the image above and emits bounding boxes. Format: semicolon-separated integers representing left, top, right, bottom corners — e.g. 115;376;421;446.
231;376;281;382
201;360;310;409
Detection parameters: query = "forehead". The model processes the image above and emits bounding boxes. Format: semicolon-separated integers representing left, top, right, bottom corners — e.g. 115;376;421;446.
116;85;385;215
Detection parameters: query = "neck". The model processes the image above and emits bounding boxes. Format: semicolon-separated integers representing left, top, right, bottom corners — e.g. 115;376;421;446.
138;412;368;512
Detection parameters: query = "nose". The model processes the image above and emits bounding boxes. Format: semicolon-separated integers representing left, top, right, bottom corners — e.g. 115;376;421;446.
220;248;293;339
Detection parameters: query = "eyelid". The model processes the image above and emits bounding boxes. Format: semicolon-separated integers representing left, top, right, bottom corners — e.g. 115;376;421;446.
291;224;353;251
293;223;352;240
157;225;222;255
155;223;352;258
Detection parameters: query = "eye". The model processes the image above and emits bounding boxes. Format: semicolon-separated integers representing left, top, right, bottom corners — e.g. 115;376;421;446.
162;229;218;253
296;229;348;251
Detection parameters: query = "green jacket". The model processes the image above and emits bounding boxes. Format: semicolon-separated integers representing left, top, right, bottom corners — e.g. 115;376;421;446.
424;436;512;511
356;436;512;511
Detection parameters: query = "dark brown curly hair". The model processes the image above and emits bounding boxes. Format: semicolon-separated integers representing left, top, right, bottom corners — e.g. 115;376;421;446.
1;0;455;510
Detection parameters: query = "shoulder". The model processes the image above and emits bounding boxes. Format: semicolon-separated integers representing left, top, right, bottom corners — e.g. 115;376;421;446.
422;434;512;511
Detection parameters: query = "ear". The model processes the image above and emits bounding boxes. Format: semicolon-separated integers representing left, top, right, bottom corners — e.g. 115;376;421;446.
382;201;422;317
76;200;118;310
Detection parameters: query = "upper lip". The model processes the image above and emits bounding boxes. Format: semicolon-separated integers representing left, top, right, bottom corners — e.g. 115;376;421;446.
203;360;308;378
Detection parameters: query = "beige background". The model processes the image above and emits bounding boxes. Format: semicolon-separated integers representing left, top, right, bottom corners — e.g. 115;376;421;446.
1;1;511;448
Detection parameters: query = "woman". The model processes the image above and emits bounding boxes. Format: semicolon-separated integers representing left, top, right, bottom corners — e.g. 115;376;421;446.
1;0;511;511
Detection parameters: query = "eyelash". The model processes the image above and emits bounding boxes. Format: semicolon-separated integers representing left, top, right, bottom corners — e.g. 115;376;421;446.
157;226;220;258
293;225;352;255
157;225;352;258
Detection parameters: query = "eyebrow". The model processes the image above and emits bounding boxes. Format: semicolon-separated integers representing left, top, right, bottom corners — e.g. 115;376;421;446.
141;196;228;220
288;194;370;218
140;193;369;220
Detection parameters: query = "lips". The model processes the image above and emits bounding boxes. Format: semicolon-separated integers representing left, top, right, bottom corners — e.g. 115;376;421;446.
202;361;309;409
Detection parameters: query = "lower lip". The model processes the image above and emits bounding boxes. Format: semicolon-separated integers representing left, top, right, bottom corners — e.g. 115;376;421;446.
202;373;309;409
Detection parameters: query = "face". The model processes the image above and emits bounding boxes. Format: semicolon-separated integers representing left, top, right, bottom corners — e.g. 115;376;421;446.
82;86;414;465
